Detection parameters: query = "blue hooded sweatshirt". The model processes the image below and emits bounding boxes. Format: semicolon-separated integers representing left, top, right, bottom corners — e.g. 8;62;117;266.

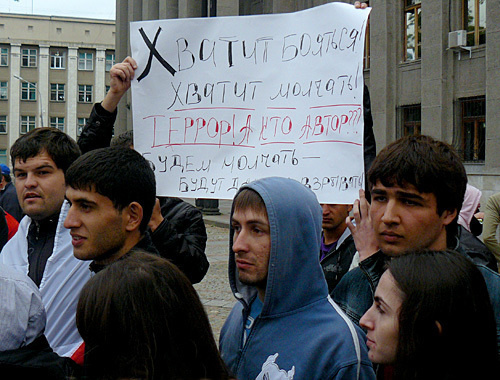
219;177;375;380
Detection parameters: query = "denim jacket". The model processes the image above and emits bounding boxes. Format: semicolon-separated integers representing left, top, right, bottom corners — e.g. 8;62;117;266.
333;247;500;354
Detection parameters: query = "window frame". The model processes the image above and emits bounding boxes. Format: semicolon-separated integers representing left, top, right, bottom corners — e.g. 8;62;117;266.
50;116;65;132
105;53;115;71
0;115;7;134
50;49;66;69
462;0;486;46
20;115;36;134
363;1;370;69
78;52;94;71
403;0;422;62
50;83;65;102
458;96;486;163
0;47;8;66
21;82;36;101
0;81;7;100
398;104;422;138
21;48;37;67
78;84;93;103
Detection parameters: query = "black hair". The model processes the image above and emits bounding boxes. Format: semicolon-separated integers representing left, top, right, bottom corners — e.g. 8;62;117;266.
10;127;81;173
388;250;498;379
368;135;467;217
76;250;230;380
65;147;155;233
1;173;11;183
110;130;134;148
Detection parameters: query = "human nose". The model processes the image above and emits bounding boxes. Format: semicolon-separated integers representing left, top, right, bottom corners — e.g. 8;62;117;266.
321;204;329;215
232;229;248;253
360;305;375;331
63;205;79;229
380;199;399;225
24;172;37;188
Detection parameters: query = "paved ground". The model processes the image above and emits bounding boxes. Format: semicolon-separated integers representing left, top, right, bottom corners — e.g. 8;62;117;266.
193;223;234;341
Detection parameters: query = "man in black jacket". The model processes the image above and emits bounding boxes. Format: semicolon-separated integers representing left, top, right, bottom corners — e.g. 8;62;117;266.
78;57;209;284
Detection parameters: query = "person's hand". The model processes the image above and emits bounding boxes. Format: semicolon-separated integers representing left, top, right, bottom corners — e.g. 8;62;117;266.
102;56;138;112
354;1;368;9
148;198;164;232
346;189;378;262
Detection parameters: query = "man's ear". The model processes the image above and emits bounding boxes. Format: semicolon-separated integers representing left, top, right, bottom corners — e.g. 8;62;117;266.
124;202;143;232
441;208;457;226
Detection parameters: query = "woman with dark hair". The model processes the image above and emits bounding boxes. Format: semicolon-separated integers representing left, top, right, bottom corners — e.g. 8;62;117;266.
76;249;230;380
360;250;498;380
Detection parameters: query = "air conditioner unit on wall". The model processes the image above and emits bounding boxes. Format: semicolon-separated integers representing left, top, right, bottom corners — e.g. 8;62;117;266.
448;30;467;49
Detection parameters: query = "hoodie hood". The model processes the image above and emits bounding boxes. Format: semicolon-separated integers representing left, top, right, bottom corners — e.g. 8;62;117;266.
228;177;327;317
458;184;482;231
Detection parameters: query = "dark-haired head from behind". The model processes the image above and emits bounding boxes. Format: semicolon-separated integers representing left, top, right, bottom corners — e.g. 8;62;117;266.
110;130;134;149
10;127;81;173
367;135;466;233
389;250;498;379
65;146;155;234
76;250;230;380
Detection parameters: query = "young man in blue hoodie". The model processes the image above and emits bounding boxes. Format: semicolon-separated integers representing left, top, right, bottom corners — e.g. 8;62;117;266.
219;177;375;380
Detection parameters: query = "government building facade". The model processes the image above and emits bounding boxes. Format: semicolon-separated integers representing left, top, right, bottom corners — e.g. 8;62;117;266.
0;13;115;164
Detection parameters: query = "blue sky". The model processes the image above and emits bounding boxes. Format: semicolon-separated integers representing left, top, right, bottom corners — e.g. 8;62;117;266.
0;0;115;20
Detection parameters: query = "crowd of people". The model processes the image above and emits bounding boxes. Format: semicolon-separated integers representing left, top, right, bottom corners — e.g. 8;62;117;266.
1;1;500;379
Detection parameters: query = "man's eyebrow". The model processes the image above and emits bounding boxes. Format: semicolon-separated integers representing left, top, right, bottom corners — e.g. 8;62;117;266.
231;217;269;227
14;164;55;172
395;191;425;200
66;196;96;206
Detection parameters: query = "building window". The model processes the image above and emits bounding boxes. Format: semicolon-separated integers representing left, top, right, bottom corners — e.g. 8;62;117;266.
0;82;7;100
105;53;115;71
21;82;36;101
50;50;65;69
0;48;8;66
0;150;6;165
78;85;93;103
21;48;37;67
363;1;370;69
20;116;36;134
459;97;485;162
399;105;421;137
77;117;88;136
78;52;93;70
0;116;6;133
404;0;421;61
50;83;65;102
50;117;65;132
463;0;486;46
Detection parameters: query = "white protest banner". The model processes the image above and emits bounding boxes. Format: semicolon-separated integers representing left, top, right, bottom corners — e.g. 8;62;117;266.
130;2;370;204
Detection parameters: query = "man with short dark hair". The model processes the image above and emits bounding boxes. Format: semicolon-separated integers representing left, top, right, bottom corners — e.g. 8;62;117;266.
0;127;90;358
0;163;23;222
333;135;500;351
219;177;375;380
320;203;355;292
64;147;157;272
